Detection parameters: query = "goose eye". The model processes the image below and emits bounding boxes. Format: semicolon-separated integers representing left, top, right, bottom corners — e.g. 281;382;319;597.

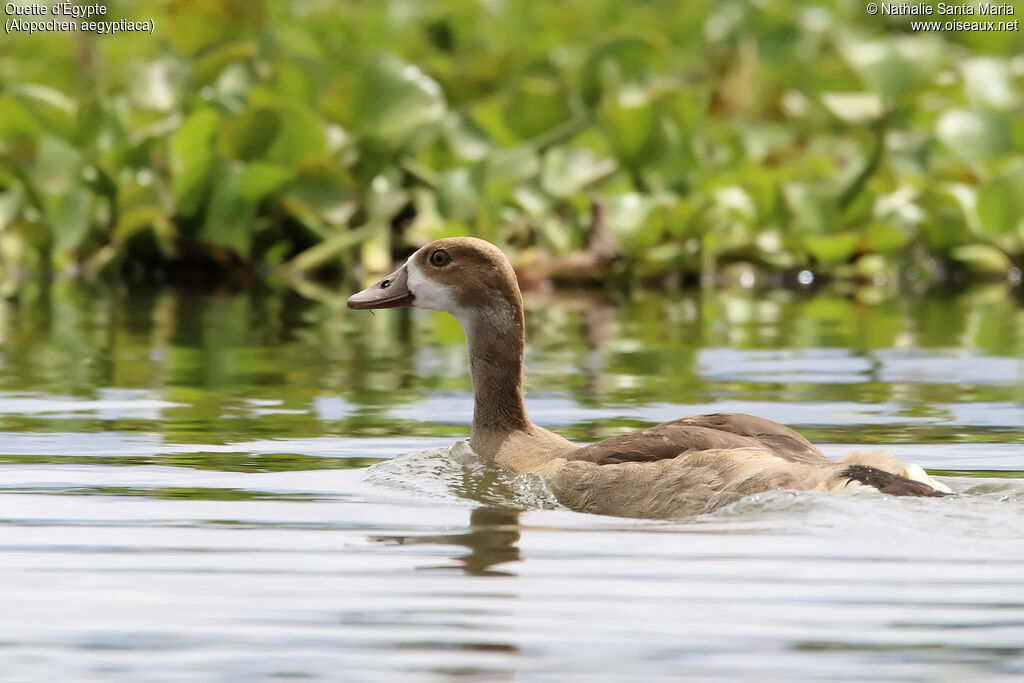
429;249;451;267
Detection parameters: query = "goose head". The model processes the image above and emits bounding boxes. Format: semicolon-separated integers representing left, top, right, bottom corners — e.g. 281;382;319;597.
347;237;523;330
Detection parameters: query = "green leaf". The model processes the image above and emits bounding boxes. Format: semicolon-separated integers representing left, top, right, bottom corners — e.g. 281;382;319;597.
783;183;835;236
51;187;91;253
840;36;942;102
468;95;519;147
0;188;24;229
31;136;83;199
534;215;573;255
360;223;392;274
503;67;573;140
698;187;759;258
213;61;255;102
803;231;860;265
541;146;617;198
128;60;184;113
821;92;885;124
266;106;327;168
441;113;493;162
961;57;1017;112
511;184;551;218
664;197;706;239
712;186;757;223
598;85;658;166
976;163;1024;237
116;205;170;244
482;146;540;197
6;83;77;138
350;55;447;148
289;227;372;273
265;60;313;105
116;206;158;240
75;97;114;148
202;166;257;255
29;137;88;251
581;35;667;104
918;185;975;253
865;221;911;254
170;108;220;216
935;110;1010;162
165;0;266;56
607;192;662;254
854;253;892;280
7;83;75;116
437;167;480;220
217;109;281;161
0;95;44;138
951;244;1011;276
239;162;293;201
118;170;168;214
193;41;259;86
366;171;408;222
282;162;357;230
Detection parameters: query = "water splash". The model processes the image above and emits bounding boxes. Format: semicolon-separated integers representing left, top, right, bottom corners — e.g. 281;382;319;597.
362;440;563;510
692;476;1024;543
365;442;1024;539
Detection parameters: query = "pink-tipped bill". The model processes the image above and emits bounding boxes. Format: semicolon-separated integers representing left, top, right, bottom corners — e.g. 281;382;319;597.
347;265;415;310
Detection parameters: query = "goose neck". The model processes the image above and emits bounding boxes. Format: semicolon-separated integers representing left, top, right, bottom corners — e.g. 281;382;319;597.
462;303;530;435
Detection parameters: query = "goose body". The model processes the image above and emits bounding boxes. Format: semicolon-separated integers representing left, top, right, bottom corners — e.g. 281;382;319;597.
348;237;949;519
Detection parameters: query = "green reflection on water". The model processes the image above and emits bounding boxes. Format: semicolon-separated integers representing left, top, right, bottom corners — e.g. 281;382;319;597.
0;453;385;472
2;486;328;502
0;282;1021;473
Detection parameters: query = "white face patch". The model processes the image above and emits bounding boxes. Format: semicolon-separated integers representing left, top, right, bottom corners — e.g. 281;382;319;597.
406;256;459;315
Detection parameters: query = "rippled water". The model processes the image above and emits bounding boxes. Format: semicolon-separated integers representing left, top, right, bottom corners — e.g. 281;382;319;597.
1;284;1023;680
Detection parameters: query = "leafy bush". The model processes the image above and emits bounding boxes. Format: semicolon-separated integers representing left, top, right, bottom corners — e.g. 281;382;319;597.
0;0;1021;291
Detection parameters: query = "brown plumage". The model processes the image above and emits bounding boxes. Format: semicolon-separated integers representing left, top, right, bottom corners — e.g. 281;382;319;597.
569;413;826;466
348;237;951;519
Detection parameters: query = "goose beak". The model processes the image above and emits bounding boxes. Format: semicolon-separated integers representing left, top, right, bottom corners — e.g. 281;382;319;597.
347;265;415;310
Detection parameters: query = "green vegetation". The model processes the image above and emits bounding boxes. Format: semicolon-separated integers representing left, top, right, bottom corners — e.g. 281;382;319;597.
1;0;1022;292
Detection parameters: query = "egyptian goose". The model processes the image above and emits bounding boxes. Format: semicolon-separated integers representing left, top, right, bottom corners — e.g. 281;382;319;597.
348;237;950;518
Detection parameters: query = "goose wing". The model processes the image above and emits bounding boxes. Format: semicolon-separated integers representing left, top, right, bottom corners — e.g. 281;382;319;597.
569;412;828;466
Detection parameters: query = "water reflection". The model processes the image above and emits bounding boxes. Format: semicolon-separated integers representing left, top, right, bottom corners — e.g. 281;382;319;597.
0;283;1022;448
371;507;522;576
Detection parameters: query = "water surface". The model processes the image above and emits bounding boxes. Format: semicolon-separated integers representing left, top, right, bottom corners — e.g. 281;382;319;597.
1;284;1022;680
